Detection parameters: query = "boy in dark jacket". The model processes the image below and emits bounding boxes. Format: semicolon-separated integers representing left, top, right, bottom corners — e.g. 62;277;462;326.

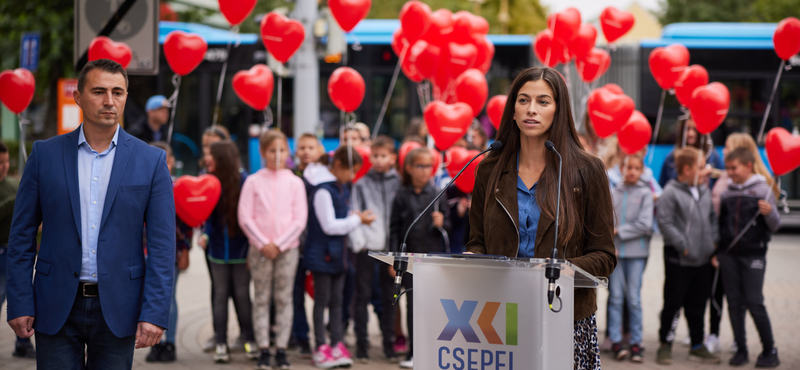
716;148;781;368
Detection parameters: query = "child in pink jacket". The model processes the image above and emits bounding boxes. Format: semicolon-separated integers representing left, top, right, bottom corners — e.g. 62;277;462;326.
238;131;308;369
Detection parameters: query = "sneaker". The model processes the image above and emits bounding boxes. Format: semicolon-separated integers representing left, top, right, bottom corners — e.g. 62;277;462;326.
332;342;354;367
399;356;413;368
385;348;400;363
688;344;721;364
612;343;630;361
146;343;165;362
600;336;613;352
704;334;720;354
729;349;749;366
202;336;217;352
214;344;231;363
159;342;176;362
299;340;312;359
274;349;292;369
312;344;337;369
256;349;271;370
755;348;780;368
356;346;369;363
630;344;643;363
245;342;260;360
682;334;692;347
394;335;407;354
231;335;246;352
656;343;672;365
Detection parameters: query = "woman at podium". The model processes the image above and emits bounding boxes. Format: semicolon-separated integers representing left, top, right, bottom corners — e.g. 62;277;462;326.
466;67;617;370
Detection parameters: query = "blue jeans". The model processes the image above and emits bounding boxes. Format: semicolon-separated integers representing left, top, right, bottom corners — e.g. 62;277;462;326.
164;267;179;344
36;293;135;369
608;257;647;345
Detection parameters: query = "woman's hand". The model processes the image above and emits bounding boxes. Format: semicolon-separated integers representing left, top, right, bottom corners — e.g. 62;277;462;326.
432;211;444;228
358;210;377;225
177;250;190;270
388;265;396;278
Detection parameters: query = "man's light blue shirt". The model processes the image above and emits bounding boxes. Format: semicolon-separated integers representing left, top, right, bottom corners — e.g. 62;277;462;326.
77;124;119;283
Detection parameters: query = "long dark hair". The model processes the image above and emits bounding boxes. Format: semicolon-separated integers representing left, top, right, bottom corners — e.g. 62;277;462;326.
676;117;713;155
484;67;608;245
210;141;242;236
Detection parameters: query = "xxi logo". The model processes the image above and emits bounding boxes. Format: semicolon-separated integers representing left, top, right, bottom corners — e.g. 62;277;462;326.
437;299;518;345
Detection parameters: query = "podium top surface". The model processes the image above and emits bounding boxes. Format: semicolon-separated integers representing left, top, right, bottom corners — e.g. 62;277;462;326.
370;251;608;288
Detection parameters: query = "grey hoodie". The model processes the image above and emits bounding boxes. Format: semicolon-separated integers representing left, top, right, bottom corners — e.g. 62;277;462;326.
657;179;719;267
350;168;401;252
612;180;654;259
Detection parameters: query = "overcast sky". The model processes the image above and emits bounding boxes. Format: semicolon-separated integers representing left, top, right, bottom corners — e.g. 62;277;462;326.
539;0;662;20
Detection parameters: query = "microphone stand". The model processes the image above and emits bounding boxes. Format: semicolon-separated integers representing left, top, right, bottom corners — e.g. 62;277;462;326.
544;140;563;313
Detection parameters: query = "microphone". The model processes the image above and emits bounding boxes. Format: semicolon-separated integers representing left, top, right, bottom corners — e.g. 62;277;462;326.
393;141;504;304
544;140;562;311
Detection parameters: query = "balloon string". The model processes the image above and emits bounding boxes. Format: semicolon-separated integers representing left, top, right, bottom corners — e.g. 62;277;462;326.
211;27;237;129
277;65;283;132
757;59;785;144
575;81;596;133
417;83;428;113
342;36;348;67
351;34;362;51
166;74;181;145
262;108;274;131
373;44;408;140
17;113;30;163
647;89;667;168
434;150;445;213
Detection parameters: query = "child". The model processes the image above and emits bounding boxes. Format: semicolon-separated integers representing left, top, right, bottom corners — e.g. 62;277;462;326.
716;148;781;367
145;142;193;363
304;147;376;369
199;141;258;363
239;131;308;369
351;136;401;362
656;147;720;365
290;133;324;357
388;148;451;369
609;155;653;363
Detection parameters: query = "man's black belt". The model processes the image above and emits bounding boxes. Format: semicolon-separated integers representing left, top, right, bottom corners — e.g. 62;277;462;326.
78;282;99;297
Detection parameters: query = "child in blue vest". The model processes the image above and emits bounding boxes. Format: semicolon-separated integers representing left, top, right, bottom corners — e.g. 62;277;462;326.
304;146;375;369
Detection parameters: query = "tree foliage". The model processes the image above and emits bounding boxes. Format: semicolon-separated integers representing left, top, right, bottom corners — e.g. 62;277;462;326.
659;0;800;24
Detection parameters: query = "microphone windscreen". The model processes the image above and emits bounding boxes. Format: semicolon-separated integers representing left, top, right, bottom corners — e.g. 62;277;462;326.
489;141;503;151
545;140;556;152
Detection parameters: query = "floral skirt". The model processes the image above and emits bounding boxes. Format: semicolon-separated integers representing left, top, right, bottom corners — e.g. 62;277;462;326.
574;314;601;370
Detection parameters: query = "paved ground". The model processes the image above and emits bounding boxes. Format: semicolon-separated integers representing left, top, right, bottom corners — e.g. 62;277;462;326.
2;233;799;369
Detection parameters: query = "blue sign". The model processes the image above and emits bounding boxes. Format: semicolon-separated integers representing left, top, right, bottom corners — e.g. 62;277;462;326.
20;32;40;72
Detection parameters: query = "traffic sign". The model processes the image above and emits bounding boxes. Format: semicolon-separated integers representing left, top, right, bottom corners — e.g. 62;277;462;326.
20;32;40;72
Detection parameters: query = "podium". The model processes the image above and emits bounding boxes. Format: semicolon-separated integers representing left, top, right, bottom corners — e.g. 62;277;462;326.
370;252;607;370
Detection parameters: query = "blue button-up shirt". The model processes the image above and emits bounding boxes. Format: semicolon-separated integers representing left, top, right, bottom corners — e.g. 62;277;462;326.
517;153;541;258
77;124;119;282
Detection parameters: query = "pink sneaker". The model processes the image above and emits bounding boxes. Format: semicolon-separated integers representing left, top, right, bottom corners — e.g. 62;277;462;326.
394;335;408;354
332;342;354;367
312;344;337;369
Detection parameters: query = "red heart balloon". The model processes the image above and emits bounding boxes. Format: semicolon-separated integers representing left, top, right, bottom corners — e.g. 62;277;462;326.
0;69;35;114
774;17;800;61
353;145;372;182
599;7;635;44
422;9;455;46
451;11;488;44
398;141;440;178
447;146;483;193
576;48;611;83
765;127;800;176
473;36;495;73
690;82;729;135
328;67;365;112
455;69;488;117
399;1;432;44
260;12;306;63
534;29;568;68
88;37;132;69
329;0;371;32
424;101;473;150
174;174;222;228
401;54;425;82
603;83;625;95
218;0;256;26
164;31;208;76
392;28;409;56
447;42;478;79
648;44;690;90
432;62;456;103
569;23;597;61
674;65;709;107
232;64;274;111
547;7;581;44
487;95;507;130
587;87;635;138
617;111;652;155
403;40;440;81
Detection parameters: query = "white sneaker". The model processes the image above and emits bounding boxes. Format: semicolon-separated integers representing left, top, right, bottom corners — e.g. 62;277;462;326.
244;341;260;360
230;335;246;352
682;334;692;346
704;334;720;353
202;336;216;352
213;344;230;363
400;357;413;368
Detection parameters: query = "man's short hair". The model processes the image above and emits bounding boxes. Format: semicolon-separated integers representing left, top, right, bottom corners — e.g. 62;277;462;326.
675;147;701;175
149;141;173;158
0;142;7;154
725;147;755;166
371;135;396;153
77;59;128;93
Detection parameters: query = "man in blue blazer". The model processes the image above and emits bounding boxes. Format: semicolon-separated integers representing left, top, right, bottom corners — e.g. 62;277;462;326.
6;59;175;368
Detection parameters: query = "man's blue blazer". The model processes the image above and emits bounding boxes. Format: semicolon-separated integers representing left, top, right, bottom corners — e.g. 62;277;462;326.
6;126;176;338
